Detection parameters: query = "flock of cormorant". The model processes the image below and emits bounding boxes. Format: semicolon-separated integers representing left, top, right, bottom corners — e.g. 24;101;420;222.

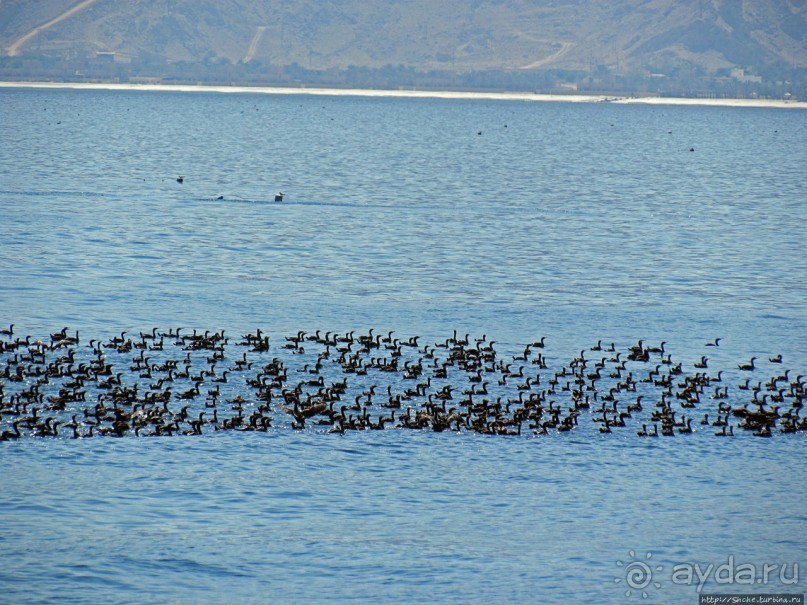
0;324;804;440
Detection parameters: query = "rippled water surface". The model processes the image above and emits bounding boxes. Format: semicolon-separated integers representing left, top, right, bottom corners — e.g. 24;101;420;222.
1;87;806;604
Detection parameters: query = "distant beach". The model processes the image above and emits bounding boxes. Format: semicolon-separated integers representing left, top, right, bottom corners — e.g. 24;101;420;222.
1;80;805;109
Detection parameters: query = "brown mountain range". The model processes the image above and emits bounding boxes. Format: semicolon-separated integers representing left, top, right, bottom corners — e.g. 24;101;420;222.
1;0;805;94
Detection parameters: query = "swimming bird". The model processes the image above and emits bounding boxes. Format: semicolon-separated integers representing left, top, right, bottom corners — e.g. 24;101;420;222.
678;418;693;434
0;421;22;441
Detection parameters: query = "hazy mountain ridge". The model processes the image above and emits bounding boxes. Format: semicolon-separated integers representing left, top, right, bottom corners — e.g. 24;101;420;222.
1;0;805;95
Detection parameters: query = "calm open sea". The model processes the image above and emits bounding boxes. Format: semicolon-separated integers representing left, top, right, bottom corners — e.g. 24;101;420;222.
1;86;806;604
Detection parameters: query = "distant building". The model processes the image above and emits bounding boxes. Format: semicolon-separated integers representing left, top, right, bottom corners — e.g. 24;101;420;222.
731;68;762;84
129;76;163;84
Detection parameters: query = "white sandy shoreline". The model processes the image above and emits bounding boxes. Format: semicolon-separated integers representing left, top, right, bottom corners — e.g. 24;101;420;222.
1;80;805;110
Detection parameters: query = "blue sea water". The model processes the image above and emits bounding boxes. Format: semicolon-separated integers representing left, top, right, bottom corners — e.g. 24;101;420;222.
0;86;806;604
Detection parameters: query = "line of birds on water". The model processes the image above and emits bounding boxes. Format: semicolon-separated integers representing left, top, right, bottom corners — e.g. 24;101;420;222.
0;324;804;441
176;174;284;202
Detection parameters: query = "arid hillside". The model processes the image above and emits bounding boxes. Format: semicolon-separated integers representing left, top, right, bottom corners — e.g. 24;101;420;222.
1;0;805;95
